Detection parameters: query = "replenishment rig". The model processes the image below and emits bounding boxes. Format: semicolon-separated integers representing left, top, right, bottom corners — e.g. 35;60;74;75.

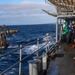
0;25;19;50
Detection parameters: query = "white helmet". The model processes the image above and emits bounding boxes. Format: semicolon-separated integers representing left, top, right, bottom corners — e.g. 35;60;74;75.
63;20;66;23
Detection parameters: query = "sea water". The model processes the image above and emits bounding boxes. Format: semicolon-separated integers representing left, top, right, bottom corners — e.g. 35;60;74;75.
0;24;57;75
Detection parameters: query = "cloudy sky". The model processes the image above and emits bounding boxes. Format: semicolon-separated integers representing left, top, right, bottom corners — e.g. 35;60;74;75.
0;0;56;25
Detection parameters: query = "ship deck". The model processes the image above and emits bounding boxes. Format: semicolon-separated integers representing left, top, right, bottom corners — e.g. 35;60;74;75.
46;43;75;75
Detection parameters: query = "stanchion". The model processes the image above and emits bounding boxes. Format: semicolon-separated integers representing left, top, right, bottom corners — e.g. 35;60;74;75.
36;38;39;56
28;60;39;75
33;56;42;73
19;45;22;75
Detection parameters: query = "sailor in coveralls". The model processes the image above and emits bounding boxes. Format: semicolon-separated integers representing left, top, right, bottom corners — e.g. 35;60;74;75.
61;21;68;42
67;21;73;43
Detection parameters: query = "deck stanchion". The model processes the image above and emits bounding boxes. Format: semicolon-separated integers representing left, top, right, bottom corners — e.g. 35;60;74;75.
46;33;48;54
33;56;42;73
19;45;22;75
60;18;62;41
36;38;39;56
56;17;58;42
28;60;39;75
46;33;49;54
48;34;50;50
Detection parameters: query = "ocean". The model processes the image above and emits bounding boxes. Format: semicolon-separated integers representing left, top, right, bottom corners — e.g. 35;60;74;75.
0;24;56;75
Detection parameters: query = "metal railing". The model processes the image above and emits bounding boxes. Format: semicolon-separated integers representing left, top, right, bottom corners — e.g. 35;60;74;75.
0;33;60;75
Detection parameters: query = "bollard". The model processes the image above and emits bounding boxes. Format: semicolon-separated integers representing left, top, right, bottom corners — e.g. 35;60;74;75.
19;45;22;75
28;60;39;75
33;56;42;73
42;53;48;70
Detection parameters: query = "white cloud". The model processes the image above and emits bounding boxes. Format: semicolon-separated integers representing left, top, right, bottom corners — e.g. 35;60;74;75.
0;1;56;25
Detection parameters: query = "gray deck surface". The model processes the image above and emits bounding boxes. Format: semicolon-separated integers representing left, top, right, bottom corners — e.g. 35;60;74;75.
46;44;75;75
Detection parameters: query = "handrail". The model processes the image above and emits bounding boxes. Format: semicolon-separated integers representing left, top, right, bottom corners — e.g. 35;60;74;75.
41;41;60;57
0;33;59;75
0;42;48;75
0;35;45;58
48;41;61;54
22;42;48;61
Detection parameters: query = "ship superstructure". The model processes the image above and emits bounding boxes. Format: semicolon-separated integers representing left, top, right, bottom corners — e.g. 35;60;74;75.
44;0;75;43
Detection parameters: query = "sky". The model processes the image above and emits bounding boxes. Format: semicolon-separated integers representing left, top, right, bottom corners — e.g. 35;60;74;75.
0;0;56;25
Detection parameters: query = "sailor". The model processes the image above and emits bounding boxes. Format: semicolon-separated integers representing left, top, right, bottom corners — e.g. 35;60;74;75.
71;21;75;43
67;21;74;43
61;21;68;42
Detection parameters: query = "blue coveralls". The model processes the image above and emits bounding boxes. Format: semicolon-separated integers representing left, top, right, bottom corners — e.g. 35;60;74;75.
67;25;73;43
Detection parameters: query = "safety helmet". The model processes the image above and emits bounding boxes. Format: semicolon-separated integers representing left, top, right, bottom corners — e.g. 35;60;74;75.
70;20;72;23
63;20;66;23
72;21;75;24
66;22;68;25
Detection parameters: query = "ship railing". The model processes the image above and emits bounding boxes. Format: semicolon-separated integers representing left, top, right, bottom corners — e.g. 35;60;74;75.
0;34;47;58
0;33;60;75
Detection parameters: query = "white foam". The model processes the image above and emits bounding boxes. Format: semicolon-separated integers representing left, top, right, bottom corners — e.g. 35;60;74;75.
12;34;16;37
4;68;16;75
13;41;55;55
4;71;15;75
24;45;38;54
0;57;7;60
11;36;55;55
11;68;16;71
23;42;48;54
8;45;19;48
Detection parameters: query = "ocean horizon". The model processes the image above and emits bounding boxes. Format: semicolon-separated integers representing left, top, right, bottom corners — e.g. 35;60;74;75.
2;23;56;26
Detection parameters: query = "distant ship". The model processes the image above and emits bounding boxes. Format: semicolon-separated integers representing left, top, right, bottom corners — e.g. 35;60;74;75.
0;25;19;50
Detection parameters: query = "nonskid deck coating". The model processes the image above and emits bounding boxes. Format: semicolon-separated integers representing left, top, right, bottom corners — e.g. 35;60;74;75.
46;44;75;75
